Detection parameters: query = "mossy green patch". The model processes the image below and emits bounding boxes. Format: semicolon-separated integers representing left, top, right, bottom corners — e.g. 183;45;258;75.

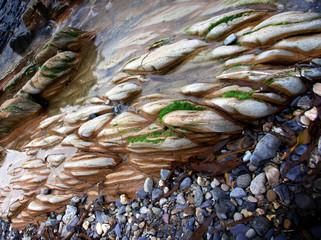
158;100;205;124
263;78;274;85
148;38;170;49
41;73;56;79
127;129;175;144
59;30;81;38
220;90;255;100
41;65;68;74
230;63;258;68
119;127;142;135
61;57;76;63
39;43;54;51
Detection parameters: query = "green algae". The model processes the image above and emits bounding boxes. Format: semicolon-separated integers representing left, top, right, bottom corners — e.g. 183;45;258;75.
127;129;175;144
41;65;68;74
220;90;255;100
158;100;205;124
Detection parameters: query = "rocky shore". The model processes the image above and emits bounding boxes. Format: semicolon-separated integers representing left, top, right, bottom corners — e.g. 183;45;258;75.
0;0;321;239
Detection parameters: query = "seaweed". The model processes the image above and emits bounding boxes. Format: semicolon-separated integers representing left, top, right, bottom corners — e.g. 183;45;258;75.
41;65;68;74
158;100;205;124
127;129;175;144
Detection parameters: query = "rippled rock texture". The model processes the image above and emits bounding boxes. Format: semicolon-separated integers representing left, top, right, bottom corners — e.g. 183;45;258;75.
0;0;320;229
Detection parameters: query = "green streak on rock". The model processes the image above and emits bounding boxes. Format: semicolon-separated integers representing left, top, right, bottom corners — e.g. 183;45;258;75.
59;30;81;38
128;129;175;144
41;65;68;74
158;100;204;124
220;90;254;100
41;73;56;79
263;78;274;85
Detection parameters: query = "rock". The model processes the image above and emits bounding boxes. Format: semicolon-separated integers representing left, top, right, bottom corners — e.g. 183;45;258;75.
234;212;243;221
230;224;250;235
304;107;318;121
297;95;312;110
252;216;271;236
105;82;141;102
250;134;281;167
302;68;321;81
266;189;277;202
62;205;77;224
160;169;171;181
273;184;291;205
250;173;266;195
230;188;247;198
211;178;221;188
136;188;148;199
264;165;280;187
284;164;304;182
151;188;163;201
22;1;49;31
221;184;229;192
176;193;186;205
180;177;192;190
294;194;317;209
10;31;33;54
313;83;321;97
210;45;248;59
224;34;237;45
245;228;256;239
194;185;204;207
237;174;251;188
179;83;218;97
144;177;154;193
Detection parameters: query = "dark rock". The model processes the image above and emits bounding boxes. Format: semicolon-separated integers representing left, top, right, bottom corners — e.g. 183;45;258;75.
284;120;304;133
250;134;281;167
295;194;317;209
264;228;274;240
151;188;163;201
274;235;287;240
10;31;33;54
236;233;248;240
136;188;148;199
81;194;88;204
199;200;213;208
284;165;303;182
310;224;321;238
211;187;228;200
115;223;122;238
294;144;308;155
43;189;51;195
230;224;250;235
252;216;271;236
89;113;97;119
273;184;291;205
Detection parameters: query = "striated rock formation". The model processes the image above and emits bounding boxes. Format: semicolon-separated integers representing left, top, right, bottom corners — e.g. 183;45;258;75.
0;0;320;229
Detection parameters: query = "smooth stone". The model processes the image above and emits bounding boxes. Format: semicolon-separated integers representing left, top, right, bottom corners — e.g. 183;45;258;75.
250;173;266;195
62;205;78;224
243;151;252;161
294;194;317;209
221;184;229;192
224;34;237;45
264;229;274;240
237;174;251;188
152;207;161;216
273;184;291;205
234;212;244;221
151;188;163;201
211;178;221;188
252;216;271;236
199;200;213;208
230;224;250;235
297;96;312;110
284;120;304;133
302;68;321;80
312;58;321;66
285;165;302;182
211;187;228;200
144;177;154;193
236;234;248;240
160;169;171;181
194;185;204;207
245;228;257;239
180;177;192;190
230;188;247;198
264;165;280;187
159;198;167;206
266;189;277;202
136;188;148;199
250;134;281;167
177;193;186;205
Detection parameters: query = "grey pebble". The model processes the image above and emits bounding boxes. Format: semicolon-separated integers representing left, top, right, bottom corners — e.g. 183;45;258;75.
194;185;204;207
180;177;192;190
176;192;186;205
302;67;321;80
160;169;171;181
250;173;266;195
152;188;163;201
237;174;251;188
224;33;237;45
230;187;247;198
252;216;271;236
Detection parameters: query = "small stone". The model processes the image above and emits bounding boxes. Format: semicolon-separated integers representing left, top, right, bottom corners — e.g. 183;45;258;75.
144;177;154;193
243;151;252;161
313;178;321;192
159;198;167;206
273;184;291;205
183;206;195;216
224;34;237;45
283;219;291;229
62;205;77;224
163;214;169;224
194;185;204;207
230;224;250;235
250;173;266;195
96;222;102;235
152;207;161;216
139;222;145;229
303;68;321;80
210;178;221;188
230;187;247;198
197;176;209;186
250;134;281;167
221;184;229;191
160;169;171;181
102;224;110;234
176;192;186;205
285;165;302;182
252;216;271;236
245;228;256;239
247;196;258;203
205;192;212;200
83;221;90;230
297;95;312;110
234;212;243;221
152;188;163;201
264;165;280;187
120;194;129;205
237;174;251;188
180;177;192;190
136;188;148;199
305;107;318;121
266;189;277;202
115;223;122;238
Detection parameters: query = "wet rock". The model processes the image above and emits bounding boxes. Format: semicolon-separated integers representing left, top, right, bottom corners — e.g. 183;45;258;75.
22;1;49;32
151;188;163;201
250;173;266;195
176;193;186;205
136;188;148;199
252;216;271;236
9;31;33;54
144;177;153;193
302;68;321;80
224;34;237;45
285;165;303;182
160;169;171;181
180;177;192;190
250;134;281;167
264;165;280;187
266;189;277;202
273;184;291;205
245;228;256;239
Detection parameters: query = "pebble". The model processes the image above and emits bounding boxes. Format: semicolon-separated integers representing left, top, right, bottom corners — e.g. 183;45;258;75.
160;169;171;181
233;212;243;221
176;192;186;205
247;196;258;203
245;228;256;239
221;183;229;191
230;224;250;235
252;216;271;236
285;165;302;182
283;219;291;229
230;187;247;198
152;207;161;216
250;134;281;167
62;205;77;224
211;178;221;188
120;194;129;205
144;177;154;193
237;174;251;188
96;222;102;235
136;188;148;199
194;185;204;207
302;68;321;80
264;165;280;187
250;173;266;195
305;107;318;121
197;176;209;186
224;33;237;45
162;214;169;224
180;177;192;190
151;188;163;201
297;95;312;110
243;151;252;161
273;184;291;205
266;189;277;202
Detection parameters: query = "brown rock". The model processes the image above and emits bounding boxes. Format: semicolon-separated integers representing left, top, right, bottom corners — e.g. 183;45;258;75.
266;189;277;202
22;1;49;32
183;206;195;216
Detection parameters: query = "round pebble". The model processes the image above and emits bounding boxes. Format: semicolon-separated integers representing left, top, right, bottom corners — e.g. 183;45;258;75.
267;189;277;202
